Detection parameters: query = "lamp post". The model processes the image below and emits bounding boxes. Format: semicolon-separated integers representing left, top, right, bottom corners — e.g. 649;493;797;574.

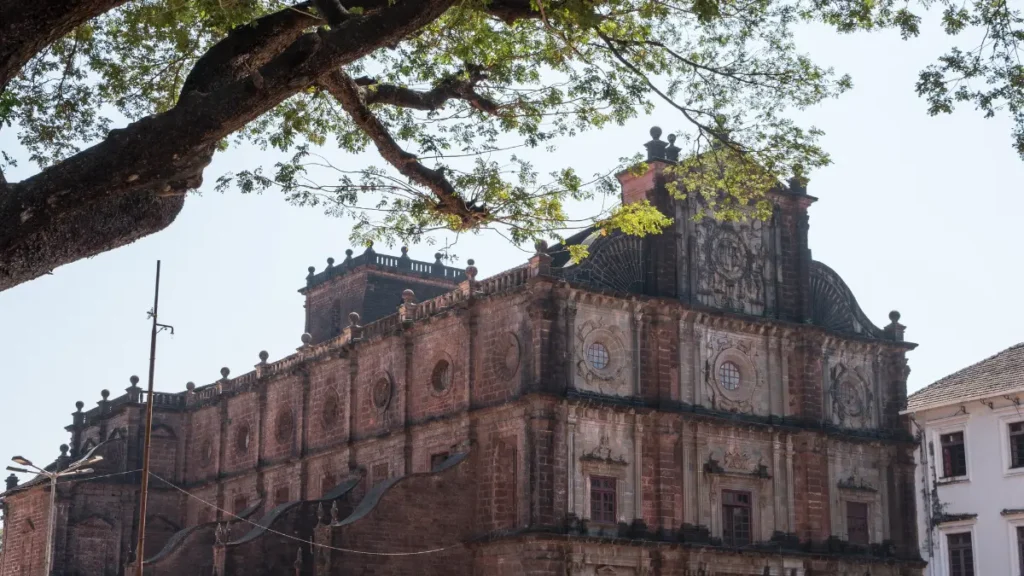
7;450;103;576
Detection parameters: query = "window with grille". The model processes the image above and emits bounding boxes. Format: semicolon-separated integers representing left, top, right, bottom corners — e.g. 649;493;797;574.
430;452;450;470
274;486;289;506
1018;526;1024;576
586;342;609;370
846;501;869;546
721;490;752;546
373;462;389;483
321;472;337;497
590;476;616;524
941;431;968;478
232;495;248;515
947;532;974;576
719;362;741;390
1010;422;1024;469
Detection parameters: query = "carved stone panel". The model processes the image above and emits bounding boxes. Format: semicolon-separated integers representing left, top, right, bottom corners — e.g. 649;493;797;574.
826;351;877;429
694;218;774;316
701;329;769;415
573;304;633;396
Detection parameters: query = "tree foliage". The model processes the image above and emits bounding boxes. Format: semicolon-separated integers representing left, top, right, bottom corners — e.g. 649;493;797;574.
0;0;1020;290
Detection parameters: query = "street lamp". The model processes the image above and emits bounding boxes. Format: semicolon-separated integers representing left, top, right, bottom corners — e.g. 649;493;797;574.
6;448;103;576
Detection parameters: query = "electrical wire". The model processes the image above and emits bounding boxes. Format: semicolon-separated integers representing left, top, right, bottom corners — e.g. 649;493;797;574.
149;471;467;557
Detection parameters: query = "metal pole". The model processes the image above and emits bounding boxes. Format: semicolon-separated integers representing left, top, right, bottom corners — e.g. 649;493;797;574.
43;473;56;576
135;260;161;576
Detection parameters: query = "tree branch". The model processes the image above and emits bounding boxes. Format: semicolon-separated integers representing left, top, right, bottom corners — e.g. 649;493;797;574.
320;69;489;228
0;0;129;91
356;68;503;114
0;0;457;292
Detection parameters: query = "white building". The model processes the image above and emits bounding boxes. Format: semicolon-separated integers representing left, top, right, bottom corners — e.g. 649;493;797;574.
905;343;1024;576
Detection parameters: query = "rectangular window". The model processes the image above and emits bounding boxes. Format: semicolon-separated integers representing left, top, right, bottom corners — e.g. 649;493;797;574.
721;490;752;546
274;486;289;507
947;532;974;576
1010;422;1024;469
321;472;337;497
589;476;617;524
1017;526;1024;576
373;462;389;483
232;495;248;515
941;431;968;478
846;501;869;546
430;452;449;470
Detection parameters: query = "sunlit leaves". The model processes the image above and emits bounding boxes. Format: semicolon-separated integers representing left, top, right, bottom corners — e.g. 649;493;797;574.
2;0;1022;255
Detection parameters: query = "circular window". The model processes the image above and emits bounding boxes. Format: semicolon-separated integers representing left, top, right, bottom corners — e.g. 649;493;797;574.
275;410;294;444
234;424;250;455
431;360;452;393
586;342;610;370
372;377;392;409
322;393;340;427
719;361;741;390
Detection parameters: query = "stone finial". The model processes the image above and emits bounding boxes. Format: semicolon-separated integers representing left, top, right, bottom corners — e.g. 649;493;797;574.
129;375;140;388
100;389;110;401
344;248;354;263
220;367;230;380
787;164;808;195
434;252;443;264
60;444;69;457
348;311;361;327
402;289;416;304
214;523;226;545
326;257;335;268
317;502;326;525
465;259;478;281
330;500;340;523
665;133;680;162
293;547;303;572
400;246;409;256
529;241;553;276
885;309;906;342
75;401;84;412
363;241;375;256
186;382;196;393
301;333;313;346
645;126;669;161
307;266;316;279
259;350;269;363
5;473;18;490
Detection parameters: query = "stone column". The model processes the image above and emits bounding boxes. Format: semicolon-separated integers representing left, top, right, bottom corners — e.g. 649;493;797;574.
632;307;644;397
772;431;783;532
786;435;795;533
567;408;577;516
633;415;644;521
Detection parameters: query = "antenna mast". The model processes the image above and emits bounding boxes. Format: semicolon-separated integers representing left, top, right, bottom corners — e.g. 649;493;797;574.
135;260;174;576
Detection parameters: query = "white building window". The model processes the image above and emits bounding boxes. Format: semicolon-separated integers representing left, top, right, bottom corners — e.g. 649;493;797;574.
938;519;979;576
947;531;975;576
998;411;1024;477
1008;513;1024;576
932;418;971;483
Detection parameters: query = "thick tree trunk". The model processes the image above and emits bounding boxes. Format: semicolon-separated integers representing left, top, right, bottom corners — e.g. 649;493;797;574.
0;0;129;90
0;0;455;292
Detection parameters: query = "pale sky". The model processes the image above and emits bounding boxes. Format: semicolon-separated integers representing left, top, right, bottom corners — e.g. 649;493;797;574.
2;16;1023;480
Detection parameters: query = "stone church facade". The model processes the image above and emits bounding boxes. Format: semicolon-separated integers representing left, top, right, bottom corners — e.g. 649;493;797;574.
0;129;923;576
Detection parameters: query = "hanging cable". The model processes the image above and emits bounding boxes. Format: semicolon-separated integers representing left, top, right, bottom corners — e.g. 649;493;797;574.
149;471;468;557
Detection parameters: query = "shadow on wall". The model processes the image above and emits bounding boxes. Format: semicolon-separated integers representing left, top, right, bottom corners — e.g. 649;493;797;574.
215;452;475;576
